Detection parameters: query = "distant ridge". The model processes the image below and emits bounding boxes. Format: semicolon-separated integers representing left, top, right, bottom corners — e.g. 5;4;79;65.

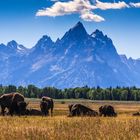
0;22;140;88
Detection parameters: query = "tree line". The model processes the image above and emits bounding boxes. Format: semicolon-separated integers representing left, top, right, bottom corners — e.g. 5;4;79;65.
0;84;140;101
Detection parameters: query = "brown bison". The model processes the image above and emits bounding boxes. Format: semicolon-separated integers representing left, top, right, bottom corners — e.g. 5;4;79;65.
68;104;98;117
8;101;28;116
0;92;24;116
40;101;49;116
17;101;28;115
99;105;117;117
25;109;42;116
133;112;140;116
18;101;28;111
42;96;54;116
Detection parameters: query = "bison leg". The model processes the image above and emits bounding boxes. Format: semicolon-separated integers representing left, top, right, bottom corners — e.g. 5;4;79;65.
9;108;14;116
9;102;18;116
45;111;48;116
1;106;6;116
46;110;49;116
71;109;77;116
50;107;53;116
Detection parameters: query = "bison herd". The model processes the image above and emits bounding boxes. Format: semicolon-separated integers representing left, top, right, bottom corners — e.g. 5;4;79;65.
0;93;54;116
68;104;117;117
0;92;139;117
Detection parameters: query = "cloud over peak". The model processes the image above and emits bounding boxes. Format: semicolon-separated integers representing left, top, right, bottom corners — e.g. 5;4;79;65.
80;11;105;22
36;0;103;22
36;0;139;22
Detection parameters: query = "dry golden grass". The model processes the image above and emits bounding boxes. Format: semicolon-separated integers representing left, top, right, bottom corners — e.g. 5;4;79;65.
1;99;140;140
0;116;140;140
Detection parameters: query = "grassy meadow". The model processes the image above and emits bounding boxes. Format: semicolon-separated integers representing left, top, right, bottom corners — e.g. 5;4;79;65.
1;99;140;140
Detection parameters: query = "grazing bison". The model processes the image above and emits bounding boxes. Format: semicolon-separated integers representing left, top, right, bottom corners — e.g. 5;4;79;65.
17;101;28;115
68;104;98;117
42;96;54;116
133;112;140;116
99;105;117;117
0;93;24;116
40;101;49;116
25;109;42;116
9;101;28;116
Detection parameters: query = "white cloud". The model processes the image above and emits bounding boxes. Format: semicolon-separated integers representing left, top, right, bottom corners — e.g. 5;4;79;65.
36;0;96;17
130;2;140;8
80;11;105;22
36;0;134;22
36;0;103;22
96;0;129;10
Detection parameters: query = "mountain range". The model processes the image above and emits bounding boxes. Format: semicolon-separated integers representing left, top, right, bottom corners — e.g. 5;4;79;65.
0;21;140;88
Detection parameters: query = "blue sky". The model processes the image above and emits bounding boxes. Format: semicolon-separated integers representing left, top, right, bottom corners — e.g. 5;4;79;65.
0;0;140;58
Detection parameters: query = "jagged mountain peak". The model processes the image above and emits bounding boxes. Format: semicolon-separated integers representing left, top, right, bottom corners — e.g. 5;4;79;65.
70;21;87;35
61;21;88;41
7;40;18;48
7;40;27;52
42;35;52;41
120;54;127;60
37;35;53;44
72;21;85;30
128;57;134;62
91;29;104;38
30;35;54;55
55;38;60;44
34;35;54;49
0;43;6;47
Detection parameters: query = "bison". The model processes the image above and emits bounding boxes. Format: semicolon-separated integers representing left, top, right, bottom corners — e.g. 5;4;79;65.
40;101;49;116
99;105;117;117
42;96;54;116
17;101;28;115
9;101;28;116
25;109;42;116
133;112;140;116
0;92;24;116
68;104;98;117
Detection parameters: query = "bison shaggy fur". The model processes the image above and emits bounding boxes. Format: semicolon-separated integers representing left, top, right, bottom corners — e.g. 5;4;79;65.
42;96;54;116
99;105;117;117
40;101;49;116
68;104;98;117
